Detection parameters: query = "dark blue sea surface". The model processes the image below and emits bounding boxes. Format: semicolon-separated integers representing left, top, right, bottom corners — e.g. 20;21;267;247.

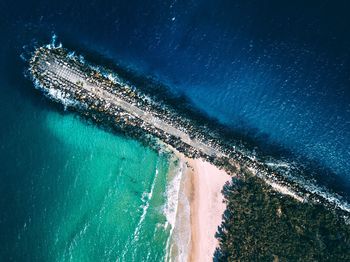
1;0;350;260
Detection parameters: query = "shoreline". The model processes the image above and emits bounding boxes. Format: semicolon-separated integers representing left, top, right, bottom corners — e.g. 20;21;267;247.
168;153;231;261
31;44;350;219
187;159;231;262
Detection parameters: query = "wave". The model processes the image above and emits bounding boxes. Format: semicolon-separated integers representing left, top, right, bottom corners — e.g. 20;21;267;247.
119;163;159;261
163;162;183;230
29;33;350;218
134;168;158;241
32;77;82;110
164;158;184;261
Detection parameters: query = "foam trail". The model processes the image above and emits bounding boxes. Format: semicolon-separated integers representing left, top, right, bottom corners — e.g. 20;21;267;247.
119;165;159;261
32;78;81;110
45;33;62;49
164;159;185;262
29;37;350;217
133;168;158;241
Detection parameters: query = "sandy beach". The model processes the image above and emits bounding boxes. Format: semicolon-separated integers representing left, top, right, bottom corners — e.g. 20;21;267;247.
170;154;231;262
187;159;231;262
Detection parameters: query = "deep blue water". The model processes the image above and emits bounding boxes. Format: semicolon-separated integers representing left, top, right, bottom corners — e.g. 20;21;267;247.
1;0;350;259
3;0;350;177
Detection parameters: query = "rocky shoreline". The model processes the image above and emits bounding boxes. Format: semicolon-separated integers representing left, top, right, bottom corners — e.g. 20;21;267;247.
28;44;349;216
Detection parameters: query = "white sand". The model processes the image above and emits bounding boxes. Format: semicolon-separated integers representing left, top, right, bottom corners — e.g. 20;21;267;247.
184;158;231;262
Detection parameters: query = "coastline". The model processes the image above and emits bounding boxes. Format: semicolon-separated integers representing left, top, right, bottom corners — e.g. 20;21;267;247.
187;159;231;261
31;44;350;221
168;152;231;261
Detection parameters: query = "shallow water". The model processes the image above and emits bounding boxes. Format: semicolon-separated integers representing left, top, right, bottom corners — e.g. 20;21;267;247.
0;84;174;261
1;0;350;260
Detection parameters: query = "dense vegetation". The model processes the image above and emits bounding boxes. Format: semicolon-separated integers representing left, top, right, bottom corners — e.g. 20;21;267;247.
215;174;350;262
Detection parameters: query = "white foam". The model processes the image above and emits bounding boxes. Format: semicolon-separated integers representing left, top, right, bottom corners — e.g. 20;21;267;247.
133;168;158;241
79;55;85;64
265;160;292;169
164;164;183;229
47;87;78;109
119;166;159;259
67;51;76;59
46;33;62;49
164;159;186;262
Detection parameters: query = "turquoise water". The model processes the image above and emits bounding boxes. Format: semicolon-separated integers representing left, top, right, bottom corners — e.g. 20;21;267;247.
43;112;171;261
1;0;350;259
0;71;174;261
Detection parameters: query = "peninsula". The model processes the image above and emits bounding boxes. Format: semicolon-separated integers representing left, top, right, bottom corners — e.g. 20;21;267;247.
29;45;350;212
28;44;350;261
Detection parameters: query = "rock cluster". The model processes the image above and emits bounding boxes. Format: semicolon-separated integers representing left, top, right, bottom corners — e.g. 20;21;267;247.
28;45;347;213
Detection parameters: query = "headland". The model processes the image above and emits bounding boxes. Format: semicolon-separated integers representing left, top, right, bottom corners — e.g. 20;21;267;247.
29;44;349;213
28;44;350;260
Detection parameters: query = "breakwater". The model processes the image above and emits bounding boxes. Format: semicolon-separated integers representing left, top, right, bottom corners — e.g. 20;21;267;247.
29;44;350;215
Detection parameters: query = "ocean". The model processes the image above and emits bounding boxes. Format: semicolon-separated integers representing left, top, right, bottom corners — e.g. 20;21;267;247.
1;0;349;261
